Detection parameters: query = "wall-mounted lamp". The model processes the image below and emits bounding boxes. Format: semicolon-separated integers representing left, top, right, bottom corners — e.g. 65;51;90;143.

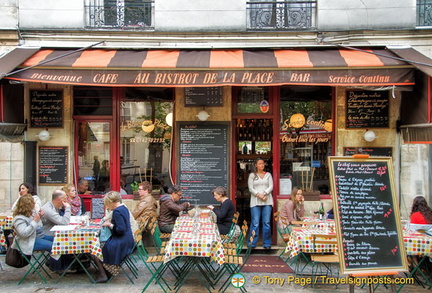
36;129;51;141
197;110;210;121
363;130;377;142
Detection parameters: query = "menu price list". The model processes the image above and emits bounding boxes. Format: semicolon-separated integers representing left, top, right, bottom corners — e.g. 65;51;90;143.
333;160;402;270
178;124;228;205
346;90;389;128
30;90;63;128
39;146;67;184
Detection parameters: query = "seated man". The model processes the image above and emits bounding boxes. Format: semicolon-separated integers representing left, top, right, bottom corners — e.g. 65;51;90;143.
41;189;73;273
158;185;190;233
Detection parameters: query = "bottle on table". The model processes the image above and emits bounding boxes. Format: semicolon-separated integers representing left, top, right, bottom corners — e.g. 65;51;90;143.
318;202;325;220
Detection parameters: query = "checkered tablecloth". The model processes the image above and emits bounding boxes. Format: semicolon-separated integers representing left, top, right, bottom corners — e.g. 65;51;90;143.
0;215;13;249
404;231;432;257
164;213;225;265
285;228;338;258
51;225;103;259
301;217;336;230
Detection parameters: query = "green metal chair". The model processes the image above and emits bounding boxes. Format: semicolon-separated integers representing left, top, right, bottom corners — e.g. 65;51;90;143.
14;239;52;284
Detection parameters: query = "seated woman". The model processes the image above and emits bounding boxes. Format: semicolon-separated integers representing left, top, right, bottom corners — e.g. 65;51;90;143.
207;186;235;235
62;183;86;216
279;186;305;229
410;196;432;230
93;191;134;283
11;182;42;213
12;195;53;255
132;181;157;231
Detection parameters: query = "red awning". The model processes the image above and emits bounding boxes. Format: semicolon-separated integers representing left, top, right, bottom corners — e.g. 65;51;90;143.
0;47;40;79
4;48;414;87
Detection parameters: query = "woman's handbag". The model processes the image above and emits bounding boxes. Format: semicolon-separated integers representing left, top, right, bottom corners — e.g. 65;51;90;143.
5;246;31;268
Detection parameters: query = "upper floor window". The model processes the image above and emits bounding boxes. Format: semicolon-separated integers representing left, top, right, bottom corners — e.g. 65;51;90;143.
85;0;154;30
417;0;432;27
247;0;316;31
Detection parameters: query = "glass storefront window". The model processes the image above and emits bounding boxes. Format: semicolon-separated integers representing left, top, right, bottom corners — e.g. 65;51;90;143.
120;88;173;195
237;87;269;113
77;121;111;194
279;86;332;195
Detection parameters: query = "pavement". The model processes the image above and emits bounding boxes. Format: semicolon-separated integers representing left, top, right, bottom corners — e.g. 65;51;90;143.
0;248;430;293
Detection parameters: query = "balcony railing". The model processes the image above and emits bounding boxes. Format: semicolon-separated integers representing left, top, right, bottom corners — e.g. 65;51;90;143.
247;0;316;30
417;0;432;27
85;0;154;30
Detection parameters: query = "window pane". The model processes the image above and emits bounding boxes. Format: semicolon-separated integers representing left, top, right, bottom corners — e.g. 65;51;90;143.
77;122;111;194
279;86;332;195
73;87;113;116
120;88;173;195
237;87;269;113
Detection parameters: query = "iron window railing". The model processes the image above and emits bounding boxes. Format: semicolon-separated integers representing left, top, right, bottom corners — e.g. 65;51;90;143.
85;0;154;30
417;0;432;27
247;0;316;30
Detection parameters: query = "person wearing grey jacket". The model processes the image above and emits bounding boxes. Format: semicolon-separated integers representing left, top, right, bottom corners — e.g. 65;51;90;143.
41;189;71;236
12;195;53;255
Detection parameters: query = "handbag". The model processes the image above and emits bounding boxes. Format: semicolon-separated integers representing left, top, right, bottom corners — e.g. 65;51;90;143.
5;246;31;268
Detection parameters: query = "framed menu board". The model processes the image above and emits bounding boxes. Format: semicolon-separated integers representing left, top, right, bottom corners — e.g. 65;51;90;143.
343;147;393;157
346;90;389;128
30;90;63;128
39;146;68;185
177;122;229;205
184;87;223;107
328;156;407;274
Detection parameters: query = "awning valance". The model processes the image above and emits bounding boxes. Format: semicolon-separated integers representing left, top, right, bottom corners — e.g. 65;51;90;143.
4;48;415;87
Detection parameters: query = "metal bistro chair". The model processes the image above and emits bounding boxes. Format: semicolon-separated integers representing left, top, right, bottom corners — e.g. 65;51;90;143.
14;238;52;284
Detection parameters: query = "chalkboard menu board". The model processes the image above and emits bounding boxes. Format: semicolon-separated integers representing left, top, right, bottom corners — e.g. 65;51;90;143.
91;198;105;219
328;157;407;274
343;147;393;157
177;122;229;205
346;90;389;128
30;90;63;128
184;87;223;107
39;146;68;185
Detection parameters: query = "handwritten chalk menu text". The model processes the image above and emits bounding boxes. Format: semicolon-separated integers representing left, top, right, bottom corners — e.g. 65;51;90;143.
39;146;68;185
328;157;407;274
184;87;223;107
177;123;229;205
346;90;389;128
30;90;63;127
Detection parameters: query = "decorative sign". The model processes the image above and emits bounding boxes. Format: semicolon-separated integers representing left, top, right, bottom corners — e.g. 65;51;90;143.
346;90;389;128
343;147;393;157
39;146;68;185
91;198;105;219
328;156;407;274
30;90;63;128
184;87;223;106
177;122;229;205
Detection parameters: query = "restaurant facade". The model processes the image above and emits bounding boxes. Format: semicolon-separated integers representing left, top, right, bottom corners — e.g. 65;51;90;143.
0;0;432;241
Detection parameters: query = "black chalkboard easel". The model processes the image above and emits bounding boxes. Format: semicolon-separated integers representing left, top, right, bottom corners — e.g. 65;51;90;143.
328;156;408;274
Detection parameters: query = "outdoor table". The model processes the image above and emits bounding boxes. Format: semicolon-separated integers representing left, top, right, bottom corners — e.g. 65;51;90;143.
51;224;102;284
400;230;432;291
0;215;13;249
285;227;338;259
163;212;225;292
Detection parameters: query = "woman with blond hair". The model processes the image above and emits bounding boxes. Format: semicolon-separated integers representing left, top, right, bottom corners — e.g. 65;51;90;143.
62;183;86;216
93;191;134;283
279;186;305;229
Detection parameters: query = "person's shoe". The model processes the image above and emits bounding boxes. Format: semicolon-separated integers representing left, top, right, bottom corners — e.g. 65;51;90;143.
263;246;271;250
94;274;108;283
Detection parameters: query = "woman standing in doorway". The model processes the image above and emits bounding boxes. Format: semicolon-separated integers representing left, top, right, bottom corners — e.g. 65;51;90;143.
248;157;273;249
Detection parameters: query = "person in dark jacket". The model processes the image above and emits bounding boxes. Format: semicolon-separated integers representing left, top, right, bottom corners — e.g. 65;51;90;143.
158;185;190;233
207;186;235;235
93;191;134;283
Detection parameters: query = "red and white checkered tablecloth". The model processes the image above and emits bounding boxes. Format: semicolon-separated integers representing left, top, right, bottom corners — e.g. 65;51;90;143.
164;213;225;265
51;225;103;260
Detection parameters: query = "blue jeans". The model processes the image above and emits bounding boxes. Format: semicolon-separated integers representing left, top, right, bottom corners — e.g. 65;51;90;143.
249;205;272;248
34;235;54;252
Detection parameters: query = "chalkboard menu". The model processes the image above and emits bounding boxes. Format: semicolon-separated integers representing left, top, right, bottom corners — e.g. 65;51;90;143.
91;198;105;219
328;157;407;274
346;90;389;128
30;90;63;128
343;147;393;157
184;87;223;107
177;122;229;205
39;146;68;185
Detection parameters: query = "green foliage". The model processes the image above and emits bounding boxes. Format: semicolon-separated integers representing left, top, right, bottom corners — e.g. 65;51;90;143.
131;181;139;192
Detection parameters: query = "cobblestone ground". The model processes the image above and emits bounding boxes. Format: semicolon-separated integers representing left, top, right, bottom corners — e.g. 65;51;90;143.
0;249;429;293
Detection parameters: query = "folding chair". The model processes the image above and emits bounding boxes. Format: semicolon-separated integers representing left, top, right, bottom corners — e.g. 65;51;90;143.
14;239;52;284
308;233;339;283
221;211;240;243
274;211;291;259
